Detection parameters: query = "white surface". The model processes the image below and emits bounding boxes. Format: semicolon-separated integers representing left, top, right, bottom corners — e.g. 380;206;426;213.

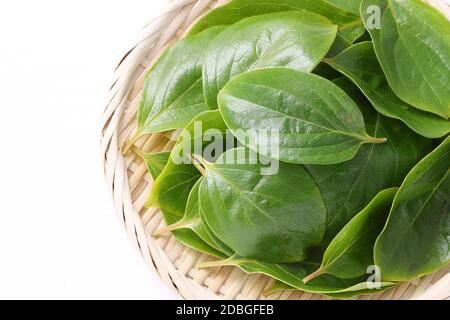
0;0;178;299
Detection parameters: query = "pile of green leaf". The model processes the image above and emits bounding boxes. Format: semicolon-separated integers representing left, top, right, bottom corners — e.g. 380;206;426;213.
125;0;450;298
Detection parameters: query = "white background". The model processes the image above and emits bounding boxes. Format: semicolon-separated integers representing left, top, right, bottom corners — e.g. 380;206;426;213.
0;0;178;299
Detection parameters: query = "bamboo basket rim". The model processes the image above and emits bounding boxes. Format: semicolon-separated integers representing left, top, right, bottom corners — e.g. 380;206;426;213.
101;0;450;300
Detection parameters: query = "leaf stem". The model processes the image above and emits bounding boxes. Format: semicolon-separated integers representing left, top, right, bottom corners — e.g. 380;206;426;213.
131;145;147;160
365;136;387;144
122;128;143;155
303;267;325;284
153;219;196;238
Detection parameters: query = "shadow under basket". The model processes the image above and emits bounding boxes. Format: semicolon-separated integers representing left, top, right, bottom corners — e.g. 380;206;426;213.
101;0;450;300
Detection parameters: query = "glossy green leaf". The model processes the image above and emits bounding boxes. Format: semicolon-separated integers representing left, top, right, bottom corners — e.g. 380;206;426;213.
134;26;226;139
218;67;387;165
160;209;225;258
188;0;360;36
182;178;218;248
375;137;450;281
147;110;229;216
200;256;394;297
324;282;395;298
361;0;450;119
264;280;394;299
199;148;327;263
239;260;394;297
304;88;434;241
326;42;450;138
203;11;337;109
155;178;234;257
304;188;397;282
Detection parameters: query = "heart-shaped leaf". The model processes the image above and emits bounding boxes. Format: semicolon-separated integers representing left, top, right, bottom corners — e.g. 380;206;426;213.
203;11;338;109
304;188;397;282
199;148;327;263
325;42;450;138
375;137;450;282
361;0;450;119
219;67;387;165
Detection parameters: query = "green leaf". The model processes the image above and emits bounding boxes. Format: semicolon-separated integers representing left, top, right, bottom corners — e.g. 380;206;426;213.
304;188;397;282
199;208;235;257
188;0;360;35
324;282;394;298
304;90;434;241
135;26;226;137
147;110;229;216
218;67;387;165
203;11;337;109
155;178;234;257
160;209;225;259
325;42;450;138
375;137;450;282
200;256;395;297
264;279;394;299
199;148;327;263
361;0;450;119
181;178;214;245
133;149;171;180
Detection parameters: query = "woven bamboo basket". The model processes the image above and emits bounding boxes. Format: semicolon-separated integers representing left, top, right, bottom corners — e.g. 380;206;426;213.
101;0;450;300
